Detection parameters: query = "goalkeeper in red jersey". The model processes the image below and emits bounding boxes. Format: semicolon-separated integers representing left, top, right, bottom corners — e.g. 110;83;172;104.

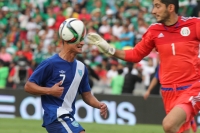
87;0;200;133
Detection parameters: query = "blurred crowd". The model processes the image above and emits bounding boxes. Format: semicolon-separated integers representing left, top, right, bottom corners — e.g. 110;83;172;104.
0;0;200;96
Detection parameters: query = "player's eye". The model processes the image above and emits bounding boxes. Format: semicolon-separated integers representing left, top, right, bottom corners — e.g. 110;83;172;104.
80;28;86;42
80;36;84;41
155;4;160;8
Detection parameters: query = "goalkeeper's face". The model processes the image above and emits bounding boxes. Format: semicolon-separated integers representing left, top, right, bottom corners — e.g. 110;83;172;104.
152;0;171;24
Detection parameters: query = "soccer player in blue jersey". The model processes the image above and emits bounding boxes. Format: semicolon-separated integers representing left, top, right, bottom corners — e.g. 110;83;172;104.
24;22;108;133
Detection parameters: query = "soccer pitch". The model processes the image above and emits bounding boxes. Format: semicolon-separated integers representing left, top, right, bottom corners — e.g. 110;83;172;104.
0;118;199;133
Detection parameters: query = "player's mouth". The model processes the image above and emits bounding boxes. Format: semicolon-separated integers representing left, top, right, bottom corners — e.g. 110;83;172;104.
155;15;160;19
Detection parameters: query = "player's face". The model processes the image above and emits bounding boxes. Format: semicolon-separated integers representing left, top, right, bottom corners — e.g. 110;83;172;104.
71;40;84;54
152;0;170;23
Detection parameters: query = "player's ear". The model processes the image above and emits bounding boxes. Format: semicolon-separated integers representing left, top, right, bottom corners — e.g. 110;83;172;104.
167;4;175;13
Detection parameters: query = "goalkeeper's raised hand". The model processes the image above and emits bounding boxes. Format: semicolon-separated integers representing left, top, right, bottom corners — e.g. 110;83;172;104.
86;33;116;55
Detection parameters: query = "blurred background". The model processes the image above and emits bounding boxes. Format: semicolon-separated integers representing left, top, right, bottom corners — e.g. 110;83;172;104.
0;0;200;132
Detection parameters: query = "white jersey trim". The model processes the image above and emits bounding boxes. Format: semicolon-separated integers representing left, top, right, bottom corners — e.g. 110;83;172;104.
58;118;73;133
181;16;200;21
57;60;85;117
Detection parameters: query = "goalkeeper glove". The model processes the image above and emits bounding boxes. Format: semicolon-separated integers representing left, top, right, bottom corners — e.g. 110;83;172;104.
86;33;116;55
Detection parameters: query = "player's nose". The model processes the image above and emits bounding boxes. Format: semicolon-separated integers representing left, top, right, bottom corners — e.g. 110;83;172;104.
151;8;156;15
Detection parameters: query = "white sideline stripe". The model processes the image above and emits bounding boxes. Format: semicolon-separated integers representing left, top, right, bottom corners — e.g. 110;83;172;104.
0;95;15;103
0;105;15;112
58;118;72;133
0;114;15;118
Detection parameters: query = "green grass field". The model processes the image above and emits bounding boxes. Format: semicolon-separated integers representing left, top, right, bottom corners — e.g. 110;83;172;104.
0;118;199;133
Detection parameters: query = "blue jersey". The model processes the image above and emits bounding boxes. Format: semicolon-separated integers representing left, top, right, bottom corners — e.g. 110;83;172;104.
28;54;91;127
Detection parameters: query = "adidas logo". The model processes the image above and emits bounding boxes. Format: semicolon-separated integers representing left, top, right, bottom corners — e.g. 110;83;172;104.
158;33;164;38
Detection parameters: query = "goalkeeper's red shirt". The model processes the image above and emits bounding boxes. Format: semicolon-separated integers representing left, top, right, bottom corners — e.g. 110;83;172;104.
125;16;200;86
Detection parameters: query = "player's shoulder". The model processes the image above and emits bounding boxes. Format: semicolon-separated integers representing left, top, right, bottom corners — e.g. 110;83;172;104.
48;54;58;60
76;59;88;75
76;59;86;68
39;58;52;67
147;23;163;31
76;59;84;64
180;16;200;23
142;23;162;37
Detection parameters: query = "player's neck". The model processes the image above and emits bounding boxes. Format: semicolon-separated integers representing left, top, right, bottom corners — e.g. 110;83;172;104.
59;50;76;62
163;14;179;26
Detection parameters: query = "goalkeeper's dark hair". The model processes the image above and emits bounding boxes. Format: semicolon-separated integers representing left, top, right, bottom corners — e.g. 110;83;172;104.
160;0;179;14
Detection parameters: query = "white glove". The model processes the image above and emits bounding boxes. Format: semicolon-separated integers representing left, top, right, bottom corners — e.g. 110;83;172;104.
86;33;116;55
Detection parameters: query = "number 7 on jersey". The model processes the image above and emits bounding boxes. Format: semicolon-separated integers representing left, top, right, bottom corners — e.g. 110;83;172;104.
60;74;66;85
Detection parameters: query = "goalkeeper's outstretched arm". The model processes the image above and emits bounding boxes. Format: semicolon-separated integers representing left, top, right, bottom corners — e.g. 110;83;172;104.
86;32;126;60
113;49;126;60
86;32;154;63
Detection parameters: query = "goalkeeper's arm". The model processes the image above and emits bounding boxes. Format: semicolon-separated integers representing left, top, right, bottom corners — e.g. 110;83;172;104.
113;50;126;60
86;32;153;63
86;33;126;60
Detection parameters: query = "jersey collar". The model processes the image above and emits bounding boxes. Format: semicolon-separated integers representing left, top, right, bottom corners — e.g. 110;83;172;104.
163;16;180;30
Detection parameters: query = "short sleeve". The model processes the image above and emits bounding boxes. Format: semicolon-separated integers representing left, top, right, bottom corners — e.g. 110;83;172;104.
78;66;91;94
28;59;53;86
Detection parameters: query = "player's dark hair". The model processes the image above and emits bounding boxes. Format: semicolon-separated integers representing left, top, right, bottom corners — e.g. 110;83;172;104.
160;0;179;14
